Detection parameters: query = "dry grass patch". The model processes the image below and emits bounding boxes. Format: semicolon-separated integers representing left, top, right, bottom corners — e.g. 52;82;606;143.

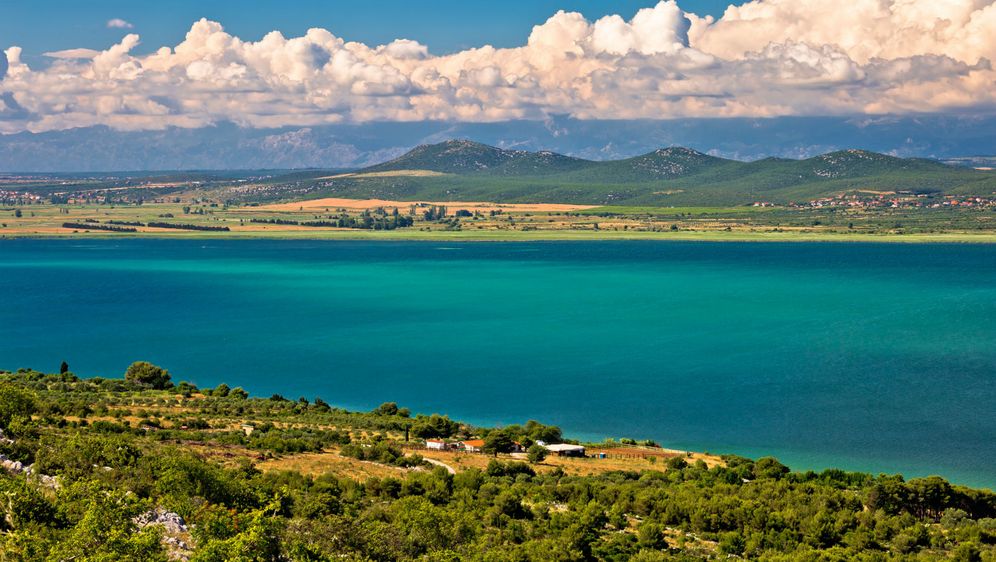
258;197;595;214
258;450;406;480
413;447;724;476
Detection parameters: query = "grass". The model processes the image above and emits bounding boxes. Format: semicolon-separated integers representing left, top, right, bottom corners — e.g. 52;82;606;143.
4;202;996;243
243;443;725;480
257;450;408;480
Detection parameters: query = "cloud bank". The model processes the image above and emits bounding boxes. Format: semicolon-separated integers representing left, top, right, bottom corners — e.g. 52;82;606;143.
1;0;995;133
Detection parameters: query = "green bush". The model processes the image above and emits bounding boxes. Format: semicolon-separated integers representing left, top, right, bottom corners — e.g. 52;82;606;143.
124;362;173;390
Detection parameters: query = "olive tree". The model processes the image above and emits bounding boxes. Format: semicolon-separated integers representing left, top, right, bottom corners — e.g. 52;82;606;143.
124;361;173;390
526;444;548;464
0;384;38;428
483;429;516;457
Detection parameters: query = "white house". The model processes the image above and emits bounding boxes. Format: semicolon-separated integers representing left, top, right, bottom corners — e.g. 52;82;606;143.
425;439;448;451
543;443;586;457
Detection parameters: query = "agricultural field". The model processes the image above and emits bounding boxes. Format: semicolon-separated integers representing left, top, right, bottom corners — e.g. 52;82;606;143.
3;199;996;243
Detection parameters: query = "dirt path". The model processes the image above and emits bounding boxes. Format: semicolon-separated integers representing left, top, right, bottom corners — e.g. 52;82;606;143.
423;457;456;475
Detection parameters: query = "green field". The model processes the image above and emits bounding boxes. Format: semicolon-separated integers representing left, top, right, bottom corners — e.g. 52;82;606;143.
4;201;996;243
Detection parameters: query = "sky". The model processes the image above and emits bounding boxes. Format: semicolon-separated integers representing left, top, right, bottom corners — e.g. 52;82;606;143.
1;0;734;64
1;0;995;134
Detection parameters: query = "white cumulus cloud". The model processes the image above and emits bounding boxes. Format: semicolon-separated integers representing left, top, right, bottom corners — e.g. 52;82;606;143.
0;0;994;133
107;18;134;29
44;48;101;60
690;0;996;64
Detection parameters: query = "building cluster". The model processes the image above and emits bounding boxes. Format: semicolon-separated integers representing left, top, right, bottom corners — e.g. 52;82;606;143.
49;190;130;204
752;193;996;209
0;190;43;205
424;438;586;457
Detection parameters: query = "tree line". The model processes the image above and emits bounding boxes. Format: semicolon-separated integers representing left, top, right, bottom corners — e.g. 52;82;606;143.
61;222;138;233
249;209;414;230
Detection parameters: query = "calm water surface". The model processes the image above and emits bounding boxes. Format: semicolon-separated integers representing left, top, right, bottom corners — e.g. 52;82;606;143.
2;239;994;488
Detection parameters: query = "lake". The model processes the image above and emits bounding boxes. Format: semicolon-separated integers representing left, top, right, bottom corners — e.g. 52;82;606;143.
2;239;994;488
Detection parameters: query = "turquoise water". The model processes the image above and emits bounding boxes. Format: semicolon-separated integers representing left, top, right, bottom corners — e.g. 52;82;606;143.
1;239;994;488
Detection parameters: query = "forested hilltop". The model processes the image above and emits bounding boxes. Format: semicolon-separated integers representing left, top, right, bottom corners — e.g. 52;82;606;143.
1;364;994;561
232;140;996;207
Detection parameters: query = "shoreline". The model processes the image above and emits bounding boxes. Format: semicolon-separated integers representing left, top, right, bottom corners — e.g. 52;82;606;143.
5;200;996;244
5;229;996;244
6;365;994;490
5;364;992;490
430;414;996;492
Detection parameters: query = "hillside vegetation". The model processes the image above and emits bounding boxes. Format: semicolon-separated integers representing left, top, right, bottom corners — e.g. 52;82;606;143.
2;365;996;561
262;140;996;206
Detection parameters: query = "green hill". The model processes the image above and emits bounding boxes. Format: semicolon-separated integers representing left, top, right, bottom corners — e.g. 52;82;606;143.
364;139;591;176
260;141;996;206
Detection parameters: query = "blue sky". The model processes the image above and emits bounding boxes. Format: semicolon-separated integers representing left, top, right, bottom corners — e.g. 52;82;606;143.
3;0;732;65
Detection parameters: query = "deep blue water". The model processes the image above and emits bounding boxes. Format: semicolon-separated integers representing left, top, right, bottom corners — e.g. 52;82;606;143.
1;239;994;488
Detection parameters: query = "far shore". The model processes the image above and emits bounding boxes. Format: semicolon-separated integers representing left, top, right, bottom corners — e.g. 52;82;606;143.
5;200;996;244
5;228;996;244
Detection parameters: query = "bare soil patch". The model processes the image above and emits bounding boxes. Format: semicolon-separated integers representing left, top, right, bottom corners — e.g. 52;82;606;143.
259;197;596;214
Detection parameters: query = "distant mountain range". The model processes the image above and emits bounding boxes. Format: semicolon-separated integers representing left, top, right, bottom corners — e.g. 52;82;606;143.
274;140;996;206
2;115;996;172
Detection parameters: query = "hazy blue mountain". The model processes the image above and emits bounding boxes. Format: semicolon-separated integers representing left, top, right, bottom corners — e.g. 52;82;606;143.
1;115;995;172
